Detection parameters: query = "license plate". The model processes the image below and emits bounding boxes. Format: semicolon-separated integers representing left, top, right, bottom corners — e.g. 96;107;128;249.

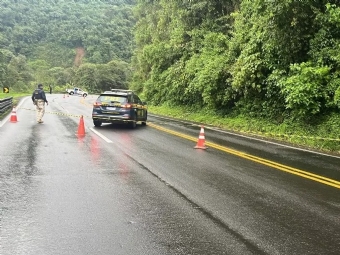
106;107;116;110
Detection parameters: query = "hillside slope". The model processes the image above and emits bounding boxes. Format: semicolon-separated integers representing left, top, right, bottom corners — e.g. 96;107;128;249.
0;0;136;67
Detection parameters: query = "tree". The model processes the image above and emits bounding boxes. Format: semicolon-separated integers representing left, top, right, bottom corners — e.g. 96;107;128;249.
74;63;98;92
7;54;34;91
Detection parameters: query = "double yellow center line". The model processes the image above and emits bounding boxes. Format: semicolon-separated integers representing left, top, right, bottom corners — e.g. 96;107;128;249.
148;122;340;189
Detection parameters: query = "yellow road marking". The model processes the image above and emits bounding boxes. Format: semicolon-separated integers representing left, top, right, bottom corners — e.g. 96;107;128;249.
148;122;340;189
80;97;94;107
11;107;340;188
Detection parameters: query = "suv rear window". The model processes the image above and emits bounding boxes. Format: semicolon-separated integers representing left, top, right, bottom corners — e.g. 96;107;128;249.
98;95;127;104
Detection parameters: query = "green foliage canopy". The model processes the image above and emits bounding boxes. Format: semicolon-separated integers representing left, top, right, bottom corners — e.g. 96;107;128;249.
0;0;136;92
132;0;340;121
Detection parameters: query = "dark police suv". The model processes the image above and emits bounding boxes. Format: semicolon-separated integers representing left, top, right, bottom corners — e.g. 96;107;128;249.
92;89;147;128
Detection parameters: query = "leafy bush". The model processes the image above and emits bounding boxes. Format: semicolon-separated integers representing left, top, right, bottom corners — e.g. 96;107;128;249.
278;62;331;118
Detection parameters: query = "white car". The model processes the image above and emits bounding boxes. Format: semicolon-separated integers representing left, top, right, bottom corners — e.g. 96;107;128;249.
66;87;88;97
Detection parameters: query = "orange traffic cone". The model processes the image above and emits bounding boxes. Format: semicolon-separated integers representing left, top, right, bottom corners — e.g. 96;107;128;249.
194;125;207;149
77;115;85;136
10;107;18;122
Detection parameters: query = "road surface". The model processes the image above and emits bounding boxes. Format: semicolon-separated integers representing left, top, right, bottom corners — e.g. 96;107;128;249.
0;94;339;255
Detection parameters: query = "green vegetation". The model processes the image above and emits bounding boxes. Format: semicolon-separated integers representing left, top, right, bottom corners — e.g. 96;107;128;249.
0;0;339;153
132;0;340;120
132;0;340;153
148;104;340;154
0;0;135;93
0;92;30;99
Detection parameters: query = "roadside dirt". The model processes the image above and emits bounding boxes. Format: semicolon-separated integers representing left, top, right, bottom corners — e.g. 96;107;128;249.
74;47;85;67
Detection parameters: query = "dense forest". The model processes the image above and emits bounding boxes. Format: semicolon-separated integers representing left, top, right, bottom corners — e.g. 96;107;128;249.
0;0;136;93
132;0;340;124
1;0;340;125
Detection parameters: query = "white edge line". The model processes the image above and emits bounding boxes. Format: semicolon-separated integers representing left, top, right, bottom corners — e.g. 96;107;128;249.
90;127;113;143
149;114;340;160
208;127;340;160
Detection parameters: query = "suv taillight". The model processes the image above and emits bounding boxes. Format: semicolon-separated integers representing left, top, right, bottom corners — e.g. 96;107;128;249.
122;104;132;108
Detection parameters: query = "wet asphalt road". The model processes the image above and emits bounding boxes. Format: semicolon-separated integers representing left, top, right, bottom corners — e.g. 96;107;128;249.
0;94;339;255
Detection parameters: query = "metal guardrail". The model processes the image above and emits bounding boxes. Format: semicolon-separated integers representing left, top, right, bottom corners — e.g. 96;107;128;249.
0;97;13;115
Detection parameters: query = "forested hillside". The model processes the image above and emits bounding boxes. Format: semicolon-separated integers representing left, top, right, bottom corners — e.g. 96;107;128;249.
0;0;136;92
132;0;340;124
1;0;340;140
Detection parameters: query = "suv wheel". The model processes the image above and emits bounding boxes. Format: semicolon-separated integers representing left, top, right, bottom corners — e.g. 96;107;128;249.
93;120;102;127
141;112;147;126
129;114;137;129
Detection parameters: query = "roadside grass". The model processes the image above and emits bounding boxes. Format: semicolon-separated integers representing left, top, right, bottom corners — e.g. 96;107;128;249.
148;104;340;154
0;92;30;100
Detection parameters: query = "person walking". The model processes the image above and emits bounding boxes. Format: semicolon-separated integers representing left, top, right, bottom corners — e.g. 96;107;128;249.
49;85;52;94
32;84;48;123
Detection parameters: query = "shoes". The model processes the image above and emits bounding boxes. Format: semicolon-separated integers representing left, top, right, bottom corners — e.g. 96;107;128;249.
37;120;43;123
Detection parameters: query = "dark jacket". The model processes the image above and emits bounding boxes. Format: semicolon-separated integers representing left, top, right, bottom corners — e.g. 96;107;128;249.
32;88;48;103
